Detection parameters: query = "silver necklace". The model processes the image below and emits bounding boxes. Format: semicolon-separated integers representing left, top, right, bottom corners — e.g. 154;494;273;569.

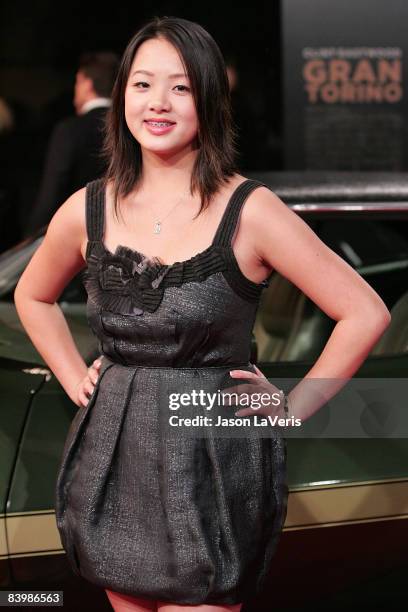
149;193;188;235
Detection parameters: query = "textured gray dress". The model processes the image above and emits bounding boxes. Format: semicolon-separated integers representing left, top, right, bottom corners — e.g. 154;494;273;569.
55;178;288;606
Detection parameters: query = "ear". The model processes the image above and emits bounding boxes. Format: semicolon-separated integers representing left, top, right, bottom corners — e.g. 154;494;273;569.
85;75;96;96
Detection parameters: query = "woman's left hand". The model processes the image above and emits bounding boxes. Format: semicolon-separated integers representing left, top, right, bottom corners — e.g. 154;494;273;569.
223;364;285;418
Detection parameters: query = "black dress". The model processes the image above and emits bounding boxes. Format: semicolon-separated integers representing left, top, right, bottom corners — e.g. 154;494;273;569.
55;178;288;606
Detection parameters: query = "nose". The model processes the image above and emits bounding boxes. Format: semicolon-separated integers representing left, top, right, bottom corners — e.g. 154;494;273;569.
148;86;171;112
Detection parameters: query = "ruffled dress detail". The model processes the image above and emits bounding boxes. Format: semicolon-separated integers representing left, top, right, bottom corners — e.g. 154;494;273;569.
82;243;230;315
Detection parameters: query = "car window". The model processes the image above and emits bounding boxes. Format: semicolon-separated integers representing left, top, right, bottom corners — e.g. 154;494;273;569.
254;218;408;361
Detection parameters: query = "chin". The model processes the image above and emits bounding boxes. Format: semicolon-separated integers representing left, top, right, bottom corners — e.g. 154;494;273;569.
146;147;183;159
141;140;194;157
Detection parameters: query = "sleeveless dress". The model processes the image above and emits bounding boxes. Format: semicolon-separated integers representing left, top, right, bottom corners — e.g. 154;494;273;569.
55;177;288;606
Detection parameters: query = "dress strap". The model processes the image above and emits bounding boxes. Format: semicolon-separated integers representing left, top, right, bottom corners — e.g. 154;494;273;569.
85;178;105;243
212;179;268;248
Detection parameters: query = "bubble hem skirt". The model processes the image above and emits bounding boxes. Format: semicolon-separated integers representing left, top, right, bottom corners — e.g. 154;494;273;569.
55;356;288;606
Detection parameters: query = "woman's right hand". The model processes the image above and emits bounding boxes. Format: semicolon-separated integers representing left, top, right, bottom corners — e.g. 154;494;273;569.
74;358;102;408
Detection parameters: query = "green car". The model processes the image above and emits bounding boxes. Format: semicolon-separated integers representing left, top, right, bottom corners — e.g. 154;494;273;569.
1;172;407;611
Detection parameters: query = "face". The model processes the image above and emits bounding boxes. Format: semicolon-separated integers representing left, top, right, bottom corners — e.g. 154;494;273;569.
73;70;93;114
124;37;199;157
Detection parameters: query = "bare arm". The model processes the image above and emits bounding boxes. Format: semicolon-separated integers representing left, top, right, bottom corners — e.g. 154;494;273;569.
248;187;392;421
14;187;90;406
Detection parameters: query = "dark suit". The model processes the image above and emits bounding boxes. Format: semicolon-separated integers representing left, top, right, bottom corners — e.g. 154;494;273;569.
25;106;109;235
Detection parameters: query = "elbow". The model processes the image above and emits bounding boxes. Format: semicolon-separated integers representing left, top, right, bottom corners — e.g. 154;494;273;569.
14;283;56;308
14;270;31;303
363;300;392;336
14;276;25;300
373;293;392;328
358;279;392;332
14;285;24;314
14;283;22;306
342;294;391;337
14;280;29;309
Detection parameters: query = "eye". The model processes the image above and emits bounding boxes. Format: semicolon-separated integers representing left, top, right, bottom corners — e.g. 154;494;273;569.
174;85;190;92
134;81;149;88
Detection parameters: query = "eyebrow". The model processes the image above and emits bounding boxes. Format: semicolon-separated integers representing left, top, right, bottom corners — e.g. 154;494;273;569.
131;69;188;78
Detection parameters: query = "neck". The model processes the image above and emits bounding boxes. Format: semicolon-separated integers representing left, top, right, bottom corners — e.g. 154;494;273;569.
139;145;199;197
77;93;105;115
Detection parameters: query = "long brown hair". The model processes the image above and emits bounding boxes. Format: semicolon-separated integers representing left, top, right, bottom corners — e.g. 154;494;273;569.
101;16;239;221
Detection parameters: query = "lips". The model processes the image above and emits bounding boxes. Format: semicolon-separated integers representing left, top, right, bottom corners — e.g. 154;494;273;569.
144;120;177;135
144;119;176;125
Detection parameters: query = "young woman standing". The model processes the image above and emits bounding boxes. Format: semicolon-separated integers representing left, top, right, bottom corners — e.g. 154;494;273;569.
14;16;390;612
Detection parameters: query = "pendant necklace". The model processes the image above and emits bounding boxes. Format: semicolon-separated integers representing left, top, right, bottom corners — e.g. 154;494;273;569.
149;193;189;235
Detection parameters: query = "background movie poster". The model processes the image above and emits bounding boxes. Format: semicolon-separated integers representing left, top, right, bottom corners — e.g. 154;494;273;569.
282;0;408;170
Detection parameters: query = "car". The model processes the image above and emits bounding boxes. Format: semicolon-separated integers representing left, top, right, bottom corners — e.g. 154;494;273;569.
1;171;407;610
247;171;408;610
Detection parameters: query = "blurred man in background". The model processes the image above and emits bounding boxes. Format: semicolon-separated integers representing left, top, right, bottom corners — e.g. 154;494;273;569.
24;51;119;236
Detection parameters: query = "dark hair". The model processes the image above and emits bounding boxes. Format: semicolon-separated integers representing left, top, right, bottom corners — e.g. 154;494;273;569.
78;52;120;98
102;16;239;221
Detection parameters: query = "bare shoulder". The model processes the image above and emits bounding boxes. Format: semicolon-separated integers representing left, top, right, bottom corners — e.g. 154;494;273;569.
48;186;87;234
14;187;88;303
228;175;289;237
46;186;88;261
242;178;301;235
240;177;285;213
226;173;284;210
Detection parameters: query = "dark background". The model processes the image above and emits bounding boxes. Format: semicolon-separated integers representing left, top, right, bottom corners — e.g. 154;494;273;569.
0;0;282;247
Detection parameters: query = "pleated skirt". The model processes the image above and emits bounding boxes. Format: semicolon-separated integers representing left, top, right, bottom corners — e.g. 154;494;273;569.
55;356;288;606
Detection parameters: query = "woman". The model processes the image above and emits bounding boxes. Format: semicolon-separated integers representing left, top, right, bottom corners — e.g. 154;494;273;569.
14;16;390;612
